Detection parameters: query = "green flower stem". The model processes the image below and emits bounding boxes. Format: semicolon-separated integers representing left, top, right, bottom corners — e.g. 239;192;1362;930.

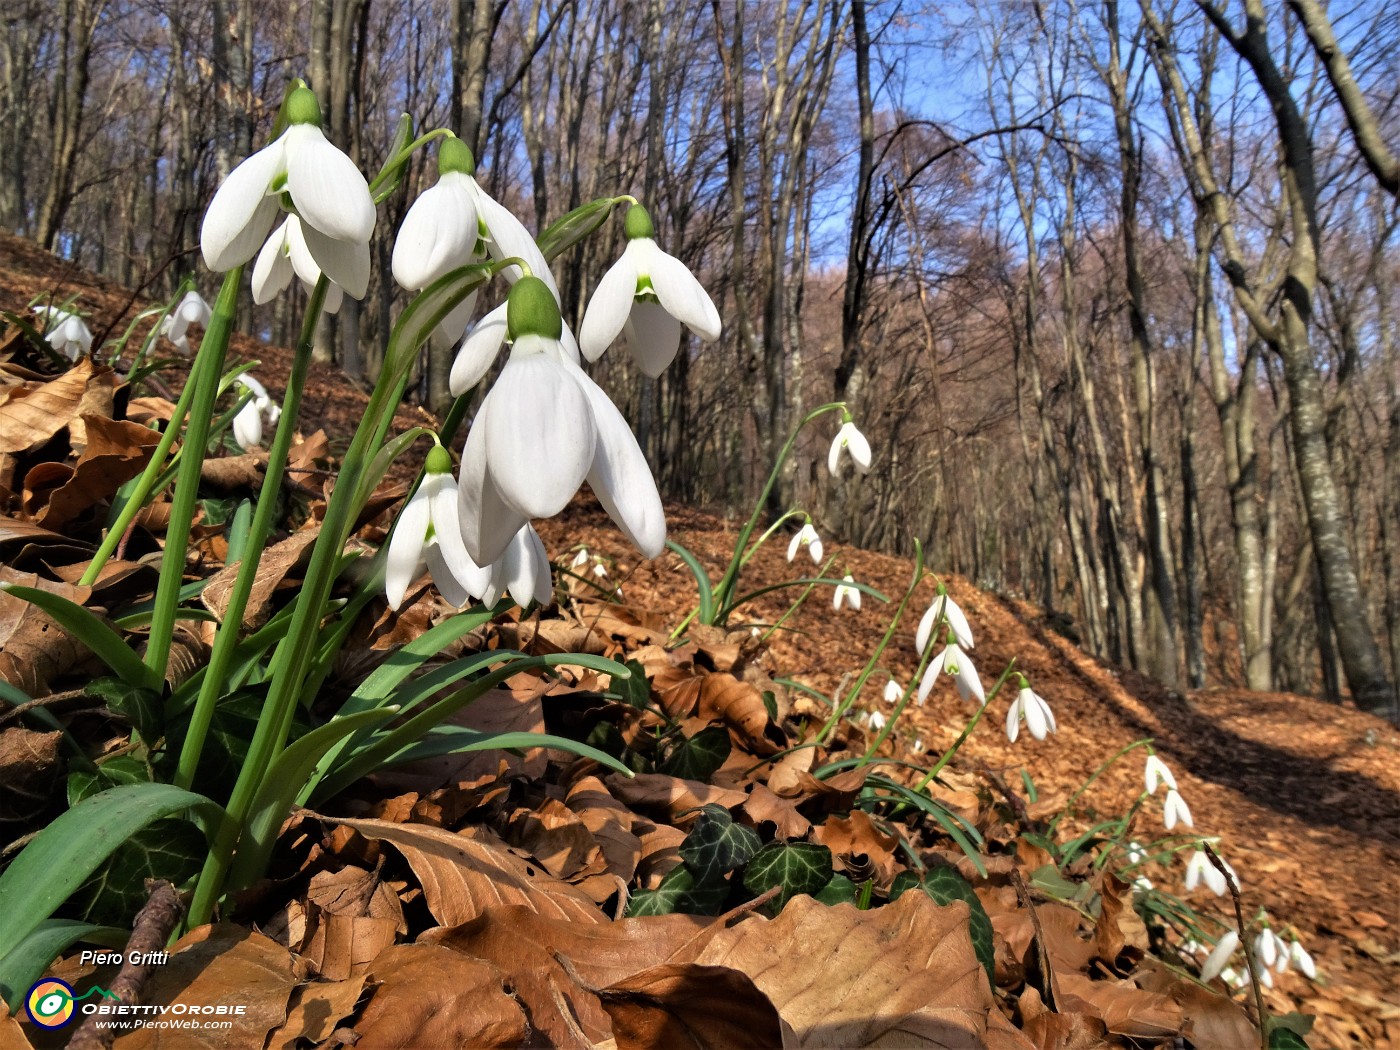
172;276;329;791
710;402;847;620
740;509;804;574
815;540;924;746
1046;738;1154;837
912;661;1019;792
143;267;244;684
369;128;452;196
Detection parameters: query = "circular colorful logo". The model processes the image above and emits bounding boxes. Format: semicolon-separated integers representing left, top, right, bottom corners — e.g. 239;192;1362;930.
26;979;76;1029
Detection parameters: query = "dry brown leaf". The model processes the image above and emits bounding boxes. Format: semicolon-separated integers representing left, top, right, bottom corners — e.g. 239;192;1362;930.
266;976;366;1050
565;775;644;895
504;796;607;881
1055;972;1183;1040
301;914;398;981
355;943;527;1048
115;924;296;1050
634;819;688;888
1093;871;1147;967
0;359;94;453
0;998;32;1049
695;891;994;1047
199;451;269;490
201;526;318;628
766;745;817;796
742;782;812;838
604;772;746;825
597;962;783;1050
810;810;902;885
28;414;161;529
0;567;97;695
126;395;177;425
310;813;605;927
0;727;62;823
652;666;786;755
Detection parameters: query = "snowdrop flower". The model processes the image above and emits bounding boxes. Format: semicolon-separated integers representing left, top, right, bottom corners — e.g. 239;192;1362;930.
253;215;347;314
456;278;664;567
1181;939;1205;957
479;524;553;609
917;638;985;706
230;374;280;451
1162;788;1193;830
579;203;720;377
593;563;609;580
883;679;902;704
34;307;92;361
1144;753;1178;795
1219;967;1245;989
160;291;211;354
827;417;872;476
833;575;861;611
1184;849;1228;896
384;446;489;609
1200;930;1240;982
1006;677;1056;742
201;85;374;297
1254;926;1280;969
571;548;590;569
786;522;823;565
1132;876;1154;893
913;737;924;752
915;586;973;653
868;709;887;732
1125;840;1147;865
1287;939;1316;979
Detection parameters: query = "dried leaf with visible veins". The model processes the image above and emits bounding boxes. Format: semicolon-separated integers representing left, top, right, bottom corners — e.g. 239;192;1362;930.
0;359;94;454
356;944;527;1048
597;962;783;1050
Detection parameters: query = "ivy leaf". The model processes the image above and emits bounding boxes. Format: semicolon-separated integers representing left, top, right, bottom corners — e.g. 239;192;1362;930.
617;659;652;710
814;873;859;906
88;678;163;743
1268;1029;1310;1049
661;727;731;782
626;864;728;917
742;841;832;913
678;803;760;882
920;865;996;986
68;818;206;926
67;756;150;807
887;870;922;902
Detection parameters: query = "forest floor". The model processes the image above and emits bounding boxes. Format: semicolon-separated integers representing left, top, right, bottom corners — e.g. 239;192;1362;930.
1;231;1397;1048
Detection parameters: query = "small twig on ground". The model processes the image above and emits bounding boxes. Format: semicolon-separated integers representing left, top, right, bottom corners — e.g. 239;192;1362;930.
67;880;185;1050
0;688;102;726
1205;842;1268;1050
1012;867;1061;1011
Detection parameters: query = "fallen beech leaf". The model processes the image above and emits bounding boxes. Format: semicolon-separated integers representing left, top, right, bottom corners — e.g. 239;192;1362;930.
201;527;318;628
566;775;644;894
1056;972;1182;1040
652;666;786;756
811;810;901;885
117;924;296;1050
0;359;94;453
604;772;745;824
696;891;994;1047
29;414;161;529
504;796;607;881
0;727;62;822
742;782;811;838
356;943;527;1048
267;975;366;1050
1093;871;1147;968
310;813;605;926
301;914;398;981
598;963;783;1050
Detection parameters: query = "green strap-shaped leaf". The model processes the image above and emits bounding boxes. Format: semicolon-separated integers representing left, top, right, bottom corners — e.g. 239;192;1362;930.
660;726;731;781
742;841;833;912
666;540;715;624
0;920;127;1009
678;804;760;882
0;584;158;691
0;784;221;963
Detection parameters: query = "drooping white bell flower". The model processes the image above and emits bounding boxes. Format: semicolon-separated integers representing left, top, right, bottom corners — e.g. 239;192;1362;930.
479;523;553;609
786;522;823;565
1287;938;1316;979
828;417;871;476
1162;788;1193;830
868;709;887;731
1125;840;1148;865
1184;849;1228;896
34;306;92;361
883;679;902;704
1253;926;1280;969
1132;876;1154;893
833;575;861;611
160;291;211;354
230;374;281;451
915;587;973;653
1006;677;1056;742
384;446;490;609
201;85;374;297
1200;930;1240;982
571;547;590;569
448;301;585;397
578;203;721;377
456;278;665;567
252;215;350;314
917;638;985;706
1144;753;1178;795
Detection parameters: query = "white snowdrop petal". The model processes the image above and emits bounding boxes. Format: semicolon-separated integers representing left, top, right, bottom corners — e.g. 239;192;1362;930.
827;433;844;477
917;649;948;703
284;124;375;243
457;419;528;567
450;301;508;395
384;489;432;609
624;300;683;377
429;476;490;598
201;139;286;271
1006;699;1021;742
430;291;480;352
392;176;479;290
232;401;263;450
252;224;294;305
300;223;370;299
471;183;557;295
646;242;721;341
915;601;938;654
1201;931;1239;982
786;532;801;563
847;426;872;472
945;596;974;649
578;250;639;361
1025;692;1048;739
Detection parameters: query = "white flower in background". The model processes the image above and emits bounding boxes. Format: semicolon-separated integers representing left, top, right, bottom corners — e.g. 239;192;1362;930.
1181;939;1205;956
868;709;887;732
1125;840;1147;865
479;524;554;609
1132;876;1153;893
1144;753;1178;795
913;737;924;752
593;563;609;579
571;548;590;569
160;291;211;354
915;587;973;653
201;85;374;298
384;446;490;609
253;215;348;314
230;374;281;451
1006;677;1056;742
1200;930;1240;982
827;417;871;476
1254;926;1280;969
1162;788;1193;830
883;679;902;704
33;306;92;361
1287;938;1316;979
833;575;861;611
1184;849;1228;896
786;522;823;565
578;203;720;377
457;278;664;568
917;639;985;706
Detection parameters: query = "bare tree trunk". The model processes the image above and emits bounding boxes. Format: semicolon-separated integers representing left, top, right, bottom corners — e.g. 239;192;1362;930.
35;0;103;249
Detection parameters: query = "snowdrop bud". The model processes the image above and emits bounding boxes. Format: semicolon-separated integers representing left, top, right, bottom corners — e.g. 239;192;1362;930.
883;679;901;704
1201;930;1240;982
1125;840;1147;865
232;399;263;450
593;563;609;579
1144;753;1177;795
827;418;872;476
1254;927;1280;969
1132;876;1153;893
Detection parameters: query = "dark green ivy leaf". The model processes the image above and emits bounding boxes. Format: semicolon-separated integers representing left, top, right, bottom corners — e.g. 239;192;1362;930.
88;677;163;743
67;755;150;808
661;727;732;782
742;841;833;913
626;864;729;917
677;803;760;882
813;873;859;906
920;865;996;986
